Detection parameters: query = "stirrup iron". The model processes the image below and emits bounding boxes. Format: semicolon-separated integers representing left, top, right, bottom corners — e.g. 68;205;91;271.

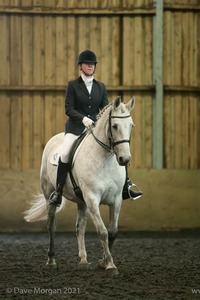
49;190;62;207
127;182;142;201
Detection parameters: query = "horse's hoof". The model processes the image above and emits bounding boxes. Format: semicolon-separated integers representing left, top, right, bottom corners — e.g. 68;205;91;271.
46;259;57;267
106;267;119;277
98;259;107;269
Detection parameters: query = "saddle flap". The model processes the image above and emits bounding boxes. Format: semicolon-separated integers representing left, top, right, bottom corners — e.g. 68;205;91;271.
50;144;63;166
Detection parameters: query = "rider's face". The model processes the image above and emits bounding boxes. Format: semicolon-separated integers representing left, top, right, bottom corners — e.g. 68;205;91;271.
80;63;96;76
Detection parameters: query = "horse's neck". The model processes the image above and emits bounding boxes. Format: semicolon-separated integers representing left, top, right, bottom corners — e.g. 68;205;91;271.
75;107;120;177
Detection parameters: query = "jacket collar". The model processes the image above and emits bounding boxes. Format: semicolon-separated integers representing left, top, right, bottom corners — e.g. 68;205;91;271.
78;76;97;95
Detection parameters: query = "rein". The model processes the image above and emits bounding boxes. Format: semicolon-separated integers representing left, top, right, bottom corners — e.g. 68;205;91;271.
91;110;131;153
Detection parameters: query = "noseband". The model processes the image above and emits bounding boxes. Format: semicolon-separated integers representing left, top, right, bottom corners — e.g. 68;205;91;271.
91;110;131;153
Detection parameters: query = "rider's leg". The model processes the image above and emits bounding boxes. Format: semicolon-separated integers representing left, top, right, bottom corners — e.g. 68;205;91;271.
49;158;70;206
49;134;79;207
122;165;143;200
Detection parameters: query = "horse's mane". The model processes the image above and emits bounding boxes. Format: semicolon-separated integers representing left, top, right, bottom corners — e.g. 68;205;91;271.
96;101;113;121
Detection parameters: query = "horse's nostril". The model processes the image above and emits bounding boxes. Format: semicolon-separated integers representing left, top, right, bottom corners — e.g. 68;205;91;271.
119;157;125;166
118;156;130;166
119;157;123;163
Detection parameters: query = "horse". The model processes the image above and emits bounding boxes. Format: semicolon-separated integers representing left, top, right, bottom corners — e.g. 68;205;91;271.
24;96;135;275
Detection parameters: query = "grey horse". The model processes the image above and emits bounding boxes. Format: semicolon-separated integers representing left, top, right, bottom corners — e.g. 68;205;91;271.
24;96;135;274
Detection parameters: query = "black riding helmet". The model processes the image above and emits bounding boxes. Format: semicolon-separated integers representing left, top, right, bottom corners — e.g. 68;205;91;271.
78;50;97;65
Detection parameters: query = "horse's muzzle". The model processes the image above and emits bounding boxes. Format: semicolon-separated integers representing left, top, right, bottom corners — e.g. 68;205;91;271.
118;156;131;166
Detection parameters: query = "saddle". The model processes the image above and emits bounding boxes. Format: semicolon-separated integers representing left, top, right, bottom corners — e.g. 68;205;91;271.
50;131;87;201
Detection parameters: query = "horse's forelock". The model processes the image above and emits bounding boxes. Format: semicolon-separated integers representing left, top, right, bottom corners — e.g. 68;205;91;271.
119;102;127;114
113;101;128;115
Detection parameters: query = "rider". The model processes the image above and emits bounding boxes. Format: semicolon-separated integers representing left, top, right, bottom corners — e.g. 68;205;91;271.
49;50;143;206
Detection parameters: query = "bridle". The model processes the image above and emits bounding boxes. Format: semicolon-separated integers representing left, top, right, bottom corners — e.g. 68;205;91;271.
91;110;131;153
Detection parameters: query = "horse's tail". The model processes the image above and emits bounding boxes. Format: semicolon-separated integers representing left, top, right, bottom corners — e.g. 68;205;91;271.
24;193;65;222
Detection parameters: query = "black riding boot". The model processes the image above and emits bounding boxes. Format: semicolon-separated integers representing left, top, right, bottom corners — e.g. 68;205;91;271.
122;166;143;200
49;158;70;207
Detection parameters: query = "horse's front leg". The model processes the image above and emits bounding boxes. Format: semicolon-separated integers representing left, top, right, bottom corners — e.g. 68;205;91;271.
46;203;57;266
108;202;121;251
87;201;117;272
76;202;88;267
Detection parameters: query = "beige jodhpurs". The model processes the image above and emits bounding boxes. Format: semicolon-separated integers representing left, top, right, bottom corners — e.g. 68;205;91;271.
60;133;79;163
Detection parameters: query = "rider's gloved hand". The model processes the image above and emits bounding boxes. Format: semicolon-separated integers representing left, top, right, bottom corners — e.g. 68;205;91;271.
82;116;94;128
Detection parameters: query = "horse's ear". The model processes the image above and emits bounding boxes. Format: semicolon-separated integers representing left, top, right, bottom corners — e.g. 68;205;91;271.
113;96;121;109
126;97;135;111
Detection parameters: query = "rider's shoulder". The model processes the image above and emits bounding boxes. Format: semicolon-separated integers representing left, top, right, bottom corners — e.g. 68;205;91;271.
68;77;81;85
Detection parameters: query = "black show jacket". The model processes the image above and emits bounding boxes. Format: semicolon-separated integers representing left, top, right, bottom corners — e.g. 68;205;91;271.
65;76;109;135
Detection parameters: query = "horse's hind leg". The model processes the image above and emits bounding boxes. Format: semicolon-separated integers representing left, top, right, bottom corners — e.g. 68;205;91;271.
76;203;88;267
46;203;57;266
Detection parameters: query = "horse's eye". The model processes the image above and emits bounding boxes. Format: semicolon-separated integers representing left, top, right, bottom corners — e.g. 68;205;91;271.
112;124;118;130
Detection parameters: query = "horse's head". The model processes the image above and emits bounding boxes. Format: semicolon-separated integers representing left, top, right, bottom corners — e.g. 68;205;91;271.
109;96;135;166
